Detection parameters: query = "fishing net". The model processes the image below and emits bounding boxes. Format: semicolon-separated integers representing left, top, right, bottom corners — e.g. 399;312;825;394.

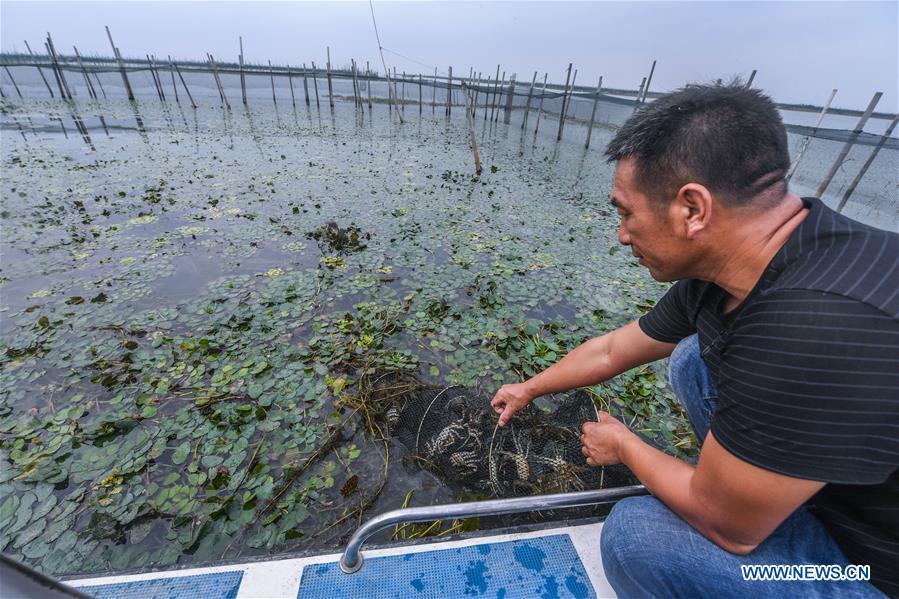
387;384;632;498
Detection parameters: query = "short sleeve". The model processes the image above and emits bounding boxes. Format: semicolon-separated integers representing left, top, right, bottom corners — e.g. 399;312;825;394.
711;289;899;485
638;279;699;343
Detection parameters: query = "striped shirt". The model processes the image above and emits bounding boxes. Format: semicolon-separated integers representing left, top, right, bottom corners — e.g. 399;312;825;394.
639;197;899;595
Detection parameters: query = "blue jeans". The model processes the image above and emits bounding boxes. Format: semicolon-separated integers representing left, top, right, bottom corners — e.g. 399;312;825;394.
600;335;885;598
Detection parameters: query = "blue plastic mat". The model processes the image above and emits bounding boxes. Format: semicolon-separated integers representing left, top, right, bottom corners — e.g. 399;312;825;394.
74;570;243;599
298;534;595;598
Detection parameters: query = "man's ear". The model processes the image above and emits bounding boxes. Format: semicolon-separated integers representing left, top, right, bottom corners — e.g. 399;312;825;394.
673;183;713;239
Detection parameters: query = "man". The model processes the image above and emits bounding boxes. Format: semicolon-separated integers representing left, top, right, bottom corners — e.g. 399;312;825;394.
491;83;898;597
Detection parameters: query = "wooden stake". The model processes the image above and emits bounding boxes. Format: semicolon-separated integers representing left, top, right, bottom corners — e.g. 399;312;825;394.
365;60;371;112
521;71;537;130
73;46;96;99
534;73;548;134
641;59;656;103
172;60;197;109
326;47;334;107
105;26;134;101
815;91;882;198
786;88;837;181
446;66;452;117
92;68;107;99
46;34;73;100
208;53;230;108
837;112;899;212
2;66;22;98
401;69;406;114
152;55;167;101
269;60;277;105
302;62;311;106
503;74;516;124
492;72;505;123
239;36;247;105
487;64;500;121
461;82;483;175
147;55;164;101
352;59;362;111
44;41;66;99
287;64;296;107
432;67;437;113
167;54;180;104
24;40;54;97
746;69;757;88
585;76;603;149
311;61;321;108
556;63;573;141
418;73;423;113
558;68;577;138
472;71;481;119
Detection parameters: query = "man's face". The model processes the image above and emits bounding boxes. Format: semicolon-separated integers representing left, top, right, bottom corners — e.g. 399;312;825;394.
610;159;690;282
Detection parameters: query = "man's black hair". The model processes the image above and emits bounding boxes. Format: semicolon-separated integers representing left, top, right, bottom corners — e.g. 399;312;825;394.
605;82;790;206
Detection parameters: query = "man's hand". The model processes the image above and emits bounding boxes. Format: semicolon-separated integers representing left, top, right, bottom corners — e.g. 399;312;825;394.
490;382;534;427
580;412;638;466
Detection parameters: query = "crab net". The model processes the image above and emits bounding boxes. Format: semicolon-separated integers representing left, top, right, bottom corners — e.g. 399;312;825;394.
388;385;635;498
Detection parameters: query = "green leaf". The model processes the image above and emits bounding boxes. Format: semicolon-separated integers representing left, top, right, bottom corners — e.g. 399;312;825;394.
201;455;223;469
172;441;191;465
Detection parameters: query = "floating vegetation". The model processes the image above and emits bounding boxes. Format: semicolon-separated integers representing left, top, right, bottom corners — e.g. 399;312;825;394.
0;98;693;578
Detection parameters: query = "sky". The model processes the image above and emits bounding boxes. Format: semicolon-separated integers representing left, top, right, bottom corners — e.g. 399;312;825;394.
1;0;897;112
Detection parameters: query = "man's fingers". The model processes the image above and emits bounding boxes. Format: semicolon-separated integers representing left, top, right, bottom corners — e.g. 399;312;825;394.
498;406;514;427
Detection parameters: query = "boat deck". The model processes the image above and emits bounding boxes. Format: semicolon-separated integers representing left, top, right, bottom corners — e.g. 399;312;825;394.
65;521;614;598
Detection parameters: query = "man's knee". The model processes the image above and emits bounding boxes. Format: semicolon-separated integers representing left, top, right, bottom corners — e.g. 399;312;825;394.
601;496;673;572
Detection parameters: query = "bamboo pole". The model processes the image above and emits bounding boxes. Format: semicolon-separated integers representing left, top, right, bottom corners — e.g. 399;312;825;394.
641;59;656;103
503;74;516;124
446;66;453;117
492;72;505;123
207;53;224;104
2;66;22;98
556;63;573;141
815;92;882;198
72;46;96;99
487;64;500;121
44;42;66;99
239;36;247;105
352;59;362;111
208;53;230;109
311;61;321;108
366;61;372;109
746;69;757;88
302;62;311;106
46;34;73;100
92;68;107;99
461;82;483;175
837;113;899;212
167;55;180;104
585;76;603;149
472;71;481;119
400;69;405;114
326;47;334;107
105;26;134;101
787;88;837;181
152;55;166;101
418;73;423;113
147;54;164;101
559;68;577;137
432;67;437;114
287;64;296;107
521;71;537;130
172;60;197;108
534;73;548;134
24;40;54;97
268;60;277;105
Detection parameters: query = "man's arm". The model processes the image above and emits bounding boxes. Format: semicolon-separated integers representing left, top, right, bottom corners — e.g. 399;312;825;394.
582;417;825;553
491;320;676;426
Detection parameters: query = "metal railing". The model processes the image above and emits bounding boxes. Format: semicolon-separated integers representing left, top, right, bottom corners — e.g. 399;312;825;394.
339;484;648;573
